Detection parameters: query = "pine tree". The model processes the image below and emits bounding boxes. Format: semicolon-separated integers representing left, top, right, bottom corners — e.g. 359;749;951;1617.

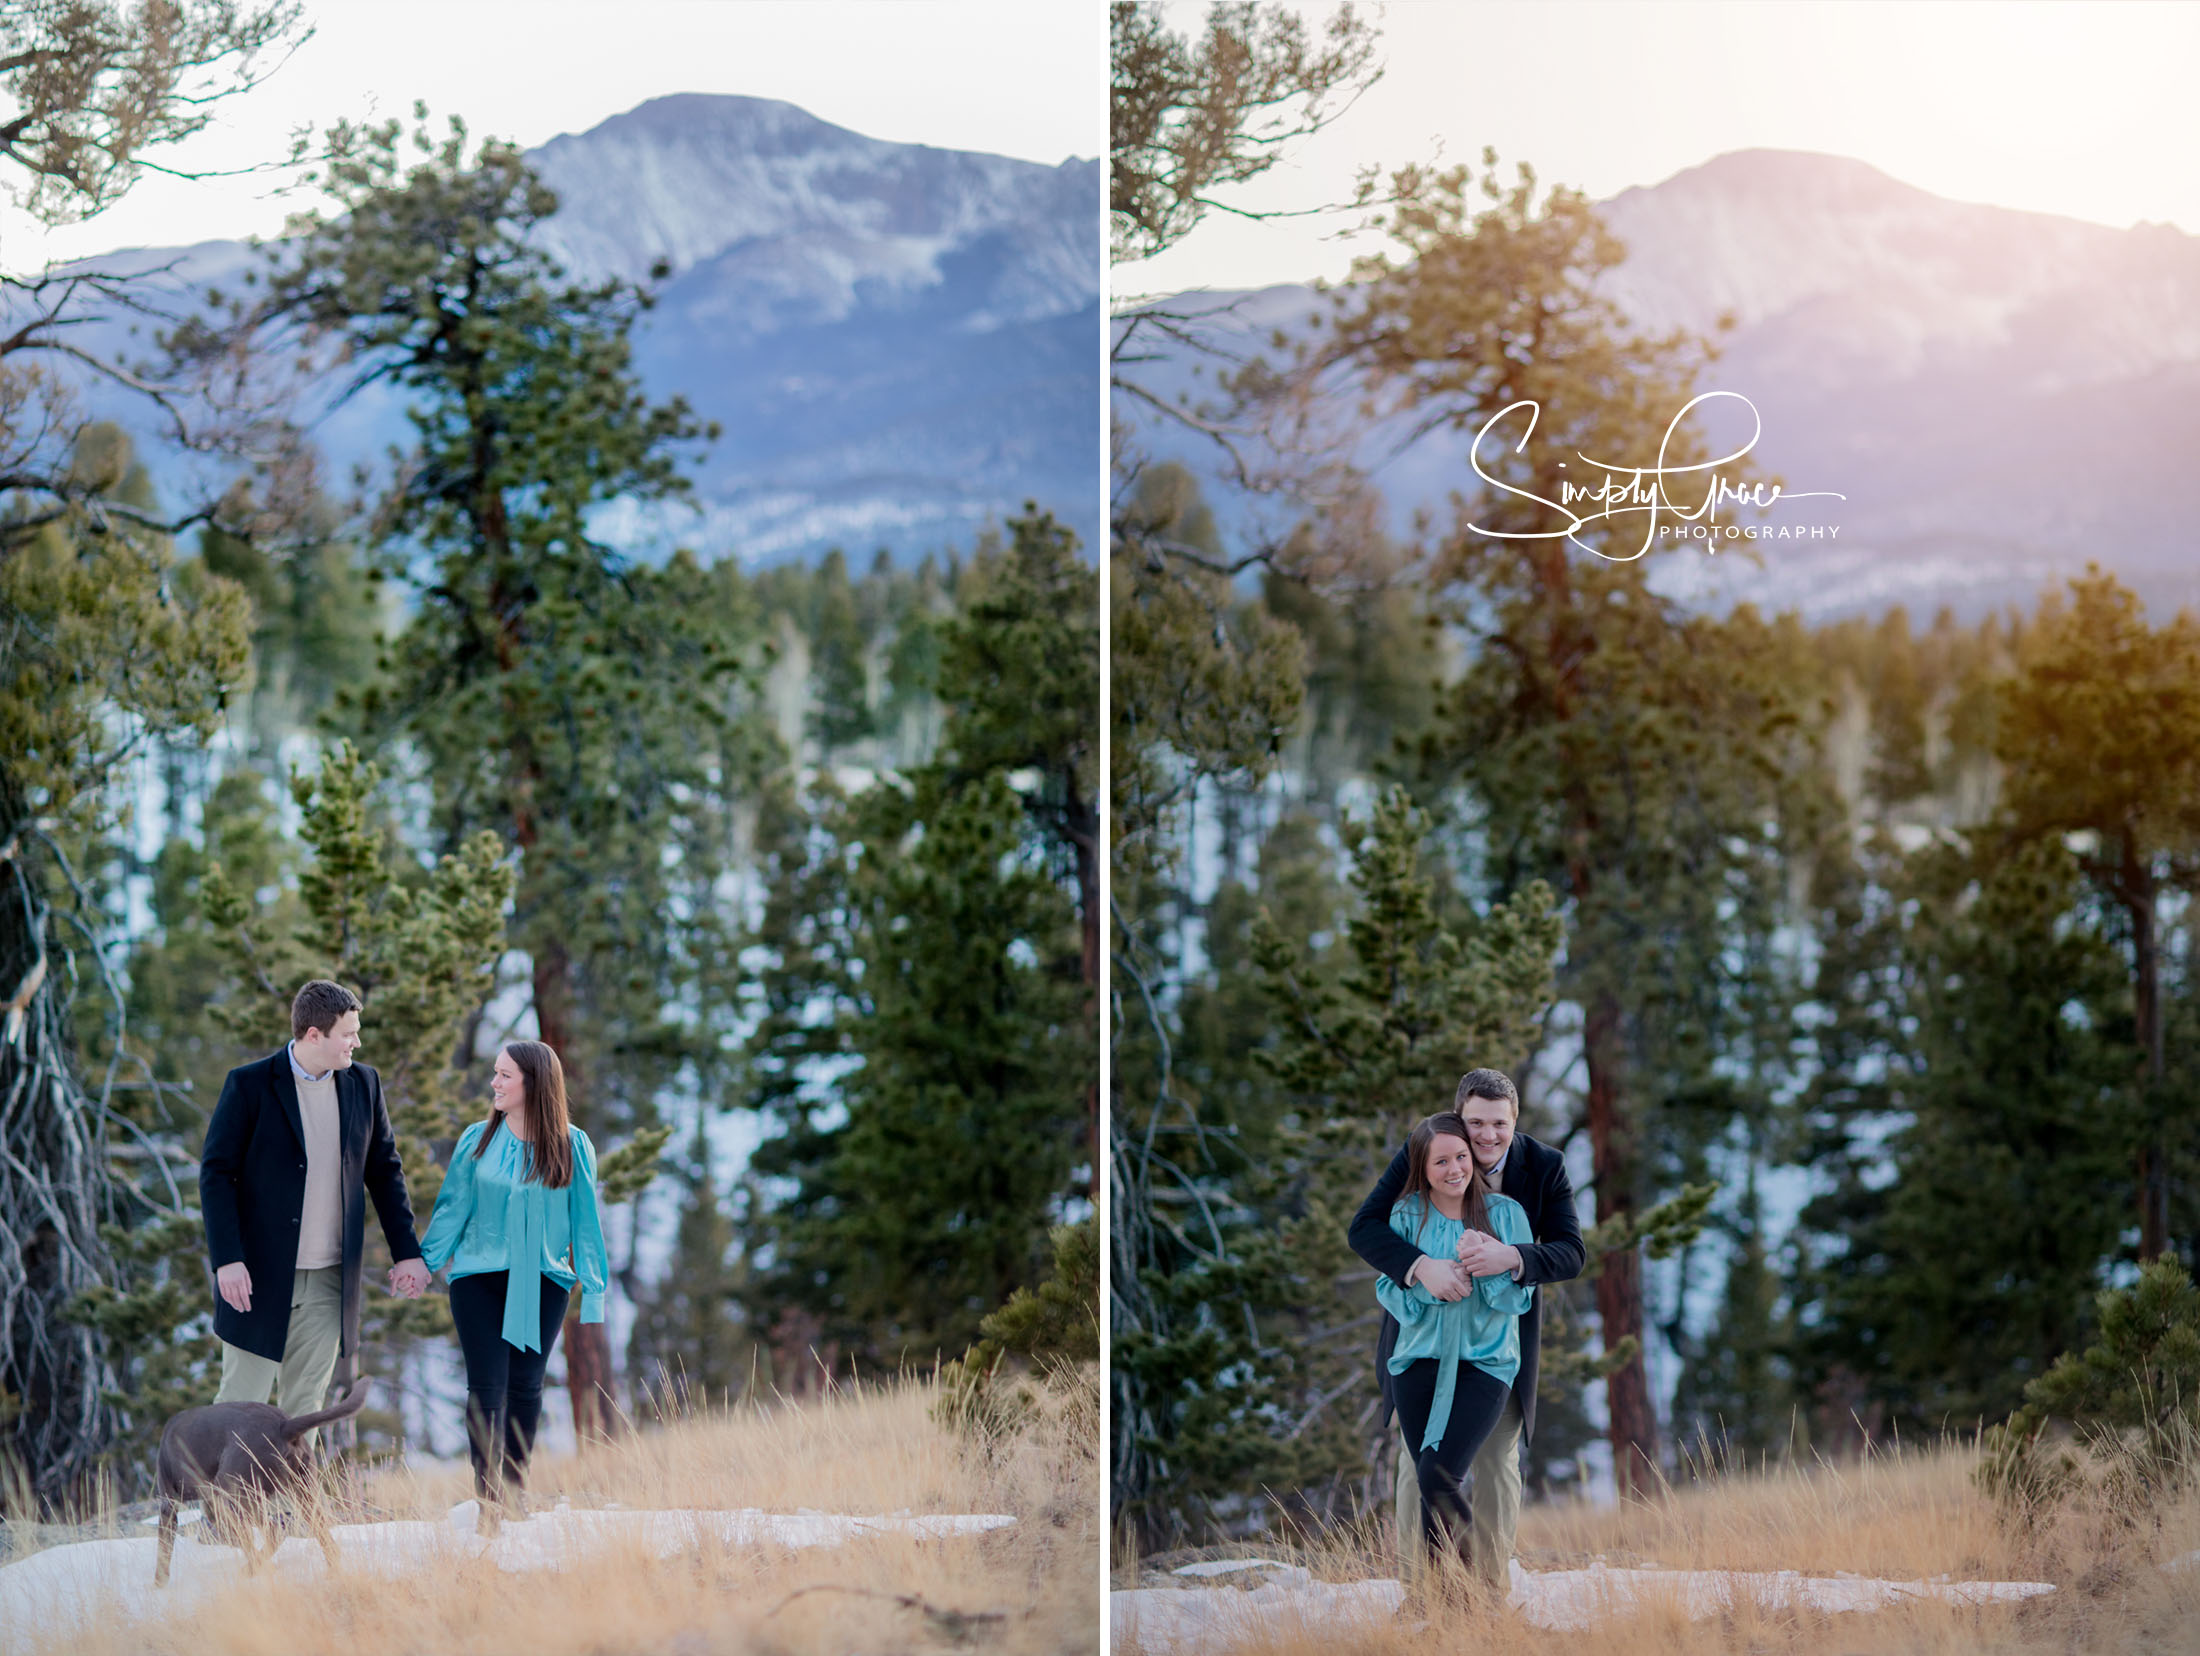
1672;1173;1802;1466
933;510;1103;1175
1111;0;1382;264
228;113;775;1435
745;767;1086;1364
1109;468;1309;1542
1247;786;1563;1518
1994;569;2200;1259
1794;836;2141;1432
627;1123;754;1413
1982;1259;2200;1509
741;514;1095;1370
1;428;253;1496
196;515;388;747
1299;161;1812;1491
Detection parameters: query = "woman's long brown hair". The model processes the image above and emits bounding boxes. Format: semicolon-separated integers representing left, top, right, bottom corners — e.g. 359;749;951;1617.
472;1040;575;1189
1398;1111;1495;1246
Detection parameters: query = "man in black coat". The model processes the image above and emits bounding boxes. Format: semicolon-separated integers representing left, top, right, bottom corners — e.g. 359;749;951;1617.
1347;1068;1583;1594
199;980;428;1444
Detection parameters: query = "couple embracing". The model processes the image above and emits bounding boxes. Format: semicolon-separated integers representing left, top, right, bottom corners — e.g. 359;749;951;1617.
198;980;609;1519
1348;1067;1585;1601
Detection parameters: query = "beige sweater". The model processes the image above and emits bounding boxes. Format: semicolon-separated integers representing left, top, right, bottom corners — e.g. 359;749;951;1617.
294;1067;344;1270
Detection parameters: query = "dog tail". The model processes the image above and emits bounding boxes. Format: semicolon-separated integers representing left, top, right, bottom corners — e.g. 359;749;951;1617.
280;1379;372;1440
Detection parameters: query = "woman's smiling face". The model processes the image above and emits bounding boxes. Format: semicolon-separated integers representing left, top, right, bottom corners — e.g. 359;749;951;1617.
1425;1131;1474;1199
490;1048;524;1114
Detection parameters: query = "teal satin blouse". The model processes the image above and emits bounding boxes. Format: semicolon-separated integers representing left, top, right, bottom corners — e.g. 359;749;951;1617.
1374;1191;1537;1451
420;1120;609;1352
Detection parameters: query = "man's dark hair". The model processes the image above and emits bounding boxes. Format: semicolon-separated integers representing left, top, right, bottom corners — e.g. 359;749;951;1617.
1454;1068;1519;1115
291;980;362;1040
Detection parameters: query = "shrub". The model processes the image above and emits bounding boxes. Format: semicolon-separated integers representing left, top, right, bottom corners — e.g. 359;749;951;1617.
1980;1259;2200;1514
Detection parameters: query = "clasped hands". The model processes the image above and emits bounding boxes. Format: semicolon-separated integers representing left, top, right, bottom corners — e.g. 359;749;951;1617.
214;1257;429;1309
388;1258;430;1298
1408;1231;1524;1302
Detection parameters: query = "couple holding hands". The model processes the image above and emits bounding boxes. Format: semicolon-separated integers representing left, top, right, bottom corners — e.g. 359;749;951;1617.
1350;1067;1585;1600
197;980;610;1518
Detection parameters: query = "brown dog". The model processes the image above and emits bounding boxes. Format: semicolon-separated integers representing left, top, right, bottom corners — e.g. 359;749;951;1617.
154;1380;369;1586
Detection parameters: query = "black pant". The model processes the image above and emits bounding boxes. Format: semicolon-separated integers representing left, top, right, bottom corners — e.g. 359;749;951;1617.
448;1271;572;1503
1392;1359;1512;1565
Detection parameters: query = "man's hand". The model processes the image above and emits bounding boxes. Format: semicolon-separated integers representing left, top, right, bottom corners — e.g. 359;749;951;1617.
216;1262;253;1313
388;1258;430;1299
1456;1230;1524;1279
1408;1256;1472;1302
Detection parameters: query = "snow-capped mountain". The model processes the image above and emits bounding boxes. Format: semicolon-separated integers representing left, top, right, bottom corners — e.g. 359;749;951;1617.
533;96;1101;560
1131;151;2200;621
74;94;1102;563
531;94;1095;323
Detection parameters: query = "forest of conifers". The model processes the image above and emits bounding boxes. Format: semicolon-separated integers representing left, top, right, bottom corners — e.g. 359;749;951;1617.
1107;7;2199;1547
1111;454;2200;1541
1;107;1098;1497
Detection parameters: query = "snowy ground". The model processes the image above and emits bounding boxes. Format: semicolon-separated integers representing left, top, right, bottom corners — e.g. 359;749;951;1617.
1113;1557;2059;1652
0;1501;1016;1653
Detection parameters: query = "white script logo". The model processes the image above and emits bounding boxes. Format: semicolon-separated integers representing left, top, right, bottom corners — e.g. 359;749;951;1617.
1467;392;1845;561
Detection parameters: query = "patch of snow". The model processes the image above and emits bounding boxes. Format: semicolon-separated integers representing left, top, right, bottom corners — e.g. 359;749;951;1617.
1117;1577;1404;1655
0;1505;1016;1652
1172;1558;1304;1581
1112;1561;2058;1652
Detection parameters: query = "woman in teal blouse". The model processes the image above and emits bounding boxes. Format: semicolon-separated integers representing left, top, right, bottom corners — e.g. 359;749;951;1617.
421;1040;608;1518
1374;1110;1536;1579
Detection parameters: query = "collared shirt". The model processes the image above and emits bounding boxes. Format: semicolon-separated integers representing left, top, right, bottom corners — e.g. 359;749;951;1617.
287;1040;333;1083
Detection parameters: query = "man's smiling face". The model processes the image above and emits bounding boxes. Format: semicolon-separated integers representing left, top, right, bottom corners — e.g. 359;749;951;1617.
1459;1092;1515;1170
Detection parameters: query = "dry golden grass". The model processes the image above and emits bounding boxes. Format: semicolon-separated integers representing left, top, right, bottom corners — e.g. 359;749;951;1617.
1120;1443;2200;1656
34;1370;1098;1656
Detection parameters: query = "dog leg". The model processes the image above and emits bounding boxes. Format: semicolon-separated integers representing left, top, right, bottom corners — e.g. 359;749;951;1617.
212;1492;262;1576
154;1497;176;1587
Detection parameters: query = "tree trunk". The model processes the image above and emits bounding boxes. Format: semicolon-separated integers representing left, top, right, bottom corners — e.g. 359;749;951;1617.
0;817;127;1500
1069;777;1100;1201
2123;839;2167;1260
1583;986;1659;1494
529;938;619;1441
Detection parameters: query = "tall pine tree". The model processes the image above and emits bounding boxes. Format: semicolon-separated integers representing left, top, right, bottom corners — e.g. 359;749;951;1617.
742;514;1094;1369
228;113;775;1433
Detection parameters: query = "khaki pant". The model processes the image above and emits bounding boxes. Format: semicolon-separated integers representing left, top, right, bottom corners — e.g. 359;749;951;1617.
1395;1388;1522;1598
215;1265;344;1451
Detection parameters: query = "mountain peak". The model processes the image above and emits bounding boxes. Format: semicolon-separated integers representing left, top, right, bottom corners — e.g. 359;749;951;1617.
547;92;876;158
1627;148;1913;205
525;91;1097;290
1594;147;2152;340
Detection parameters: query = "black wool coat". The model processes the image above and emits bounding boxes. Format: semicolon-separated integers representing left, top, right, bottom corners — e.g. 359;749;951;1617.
1346;1130;1585;1444
199;1050;422;1364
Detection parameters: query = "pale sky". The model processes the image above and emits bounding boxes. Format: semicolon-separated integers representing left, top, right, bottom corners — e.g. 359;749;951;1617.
4;0;1105;266
1128;0;2200;294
